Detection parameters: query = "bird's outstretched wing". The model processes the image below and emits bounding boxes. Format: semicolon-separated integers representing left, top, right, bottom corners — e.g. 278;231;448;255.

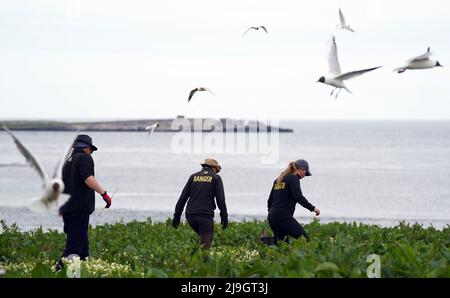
335;66;382;81
53;131;79;179
188;88;198;102
205;88;215;96
3;125;49;183
146;123;159;137
408;47;432;62
242;27;255;37
328;35;342;76
259;26;268;34
339;8;346;27
346;26;355;33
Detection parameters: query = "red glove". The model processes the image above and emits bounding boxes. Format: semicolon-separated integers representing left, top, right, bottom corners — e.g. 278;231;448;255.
101;191;112;208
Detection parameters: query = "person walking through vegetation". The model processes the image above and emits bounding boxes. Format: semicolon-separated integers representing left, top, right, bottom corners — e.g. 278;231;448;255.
56;134;112;271
172;158;228;249
266;159;320;244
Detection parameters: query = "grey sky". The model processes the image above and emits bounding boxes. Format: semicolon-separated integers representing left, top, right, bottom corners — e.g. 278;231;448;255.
0;0;449;120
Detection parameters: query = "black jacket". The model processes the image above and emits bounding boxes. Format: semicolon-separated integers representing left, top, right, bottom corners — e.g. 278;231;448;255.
174;167;228;220
267;173;315;219
59;149;95;215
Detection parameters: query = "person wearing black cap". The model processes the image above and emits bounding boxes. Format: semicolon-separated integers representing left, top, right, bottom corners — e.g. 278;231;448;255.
172;158;228;249
265;159;320;244
55;134;112;271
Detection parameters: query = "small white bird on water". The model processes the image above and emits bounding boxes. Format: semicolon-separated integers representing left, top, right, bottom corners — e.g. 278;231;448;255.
394;47;443;73
337;8;355;33
3;126;78;212
242;26;268;37
316;36;382;99
188;87;215;103
145;123;159;138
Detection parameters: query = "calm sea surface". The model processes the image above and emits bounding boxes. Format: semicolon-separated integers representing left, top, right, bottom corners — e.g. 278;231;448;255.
1;121;449;230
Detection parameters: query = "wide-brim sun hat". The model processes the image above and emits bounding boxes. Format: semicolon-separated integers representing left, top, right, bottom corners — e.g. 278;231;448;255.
201;158;221;173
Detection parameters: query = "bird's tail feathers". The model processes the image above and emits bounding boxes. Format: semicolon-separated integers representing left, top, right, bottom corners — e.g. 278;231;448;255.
344;87;353;94
59;194;70;207
28;197;52;213
28;194;68;213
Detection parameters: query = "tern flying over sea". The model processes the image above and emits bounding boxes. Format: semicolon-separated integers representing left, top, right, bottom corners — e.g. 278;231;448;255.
188;87;215;103
337;8;355;33
316;36;381;99
2;125;78;212
242;26;268;37
394;47;443;73
145;123;159;138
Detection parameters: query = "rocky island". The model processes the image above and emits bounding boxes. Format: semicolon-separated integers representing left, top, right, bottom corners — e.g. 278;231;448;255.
0;116;293;133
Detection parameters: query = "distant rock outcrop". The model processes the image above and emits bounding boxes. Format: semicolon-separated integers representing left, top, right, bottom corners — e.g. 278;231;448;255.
1;117;293;133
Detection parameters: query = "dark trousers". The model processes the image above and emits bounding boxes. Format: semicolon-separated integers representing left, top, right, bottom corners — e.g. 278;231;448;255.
57;213;90;268
268;217;309;243
186;216;214;249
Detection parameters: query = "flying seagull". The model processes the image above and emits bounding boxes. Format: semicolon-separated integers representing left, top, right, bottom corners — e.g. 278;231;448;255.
242;26;268;37
394;47;443;73
145;123;159;138
316;36;381;99
2;125;78;212
338;8;355;33
188;87;215;103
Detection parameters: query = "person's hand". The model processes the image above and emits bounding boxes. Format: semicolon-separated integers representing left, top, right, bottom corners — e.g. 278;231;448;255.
221;217;228;230
313;207;320;216
172;216;180;229
101;191;112;208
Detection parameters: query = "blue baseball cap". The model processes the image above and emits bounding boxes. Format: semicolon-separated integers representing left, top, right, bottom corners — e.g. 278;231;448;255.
295;159;311;176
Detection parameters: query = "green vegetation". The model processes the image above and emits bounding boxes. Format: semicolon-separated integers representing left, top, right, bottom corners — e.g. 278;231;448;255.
0;219;448;278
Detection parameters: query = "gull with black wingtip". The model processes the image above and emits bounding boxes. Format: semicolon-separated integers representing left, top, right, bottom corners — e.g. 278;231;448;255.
394;47;443;73
188;87;215;103
316;36;381;99
3;125;78;212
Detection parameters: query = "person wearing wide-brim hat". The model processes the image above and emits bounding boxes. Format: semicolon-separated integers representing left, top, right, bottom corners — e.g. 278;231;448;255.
172;158;228;249
56;134;113;271
265;159;320;244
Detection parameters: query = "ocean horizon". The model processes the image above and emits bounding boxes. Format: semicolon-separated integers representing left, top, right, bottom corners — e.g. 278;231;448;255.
1;120;449;230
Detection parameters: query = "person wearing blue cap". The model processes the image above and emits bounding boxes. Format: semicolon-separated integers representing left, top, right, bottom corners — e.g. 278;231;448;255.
55;134;113;271
265;159;320;244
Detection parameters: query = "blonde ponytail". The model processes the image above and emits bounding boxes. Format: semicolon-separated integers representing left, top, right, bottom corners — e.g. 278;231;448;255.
276;161;298;184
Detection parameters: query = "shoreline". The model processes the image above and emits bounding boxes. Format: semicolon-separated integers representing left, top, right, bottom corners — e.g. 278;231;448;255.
1;206;448;232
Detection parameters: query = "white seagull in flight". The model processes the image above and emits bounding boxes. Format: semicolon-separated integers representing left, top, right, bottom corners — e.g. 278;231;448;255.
316;36;381;99
3;126;78;212
145;123;159;138
242;26;268;37
394;47;443;73
337;8;355;33
188;87;215;103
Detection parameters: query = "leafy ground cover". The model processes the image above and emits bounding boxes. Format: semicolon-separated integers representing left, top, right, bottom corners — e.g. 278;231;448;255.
0;219;448;277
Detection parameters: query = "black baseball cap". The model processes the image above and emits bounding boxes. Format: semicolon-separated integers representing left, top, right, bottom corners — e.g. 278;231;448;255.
295;159;311;176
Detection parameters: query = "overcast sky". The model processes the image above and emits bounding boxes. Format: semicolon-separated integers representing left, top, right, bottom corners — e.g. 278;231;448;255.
0;0;449;120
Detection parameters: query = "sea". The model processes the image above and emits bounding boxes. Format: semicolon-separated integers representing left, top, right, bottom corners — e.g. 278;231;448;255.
1;120;449;231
